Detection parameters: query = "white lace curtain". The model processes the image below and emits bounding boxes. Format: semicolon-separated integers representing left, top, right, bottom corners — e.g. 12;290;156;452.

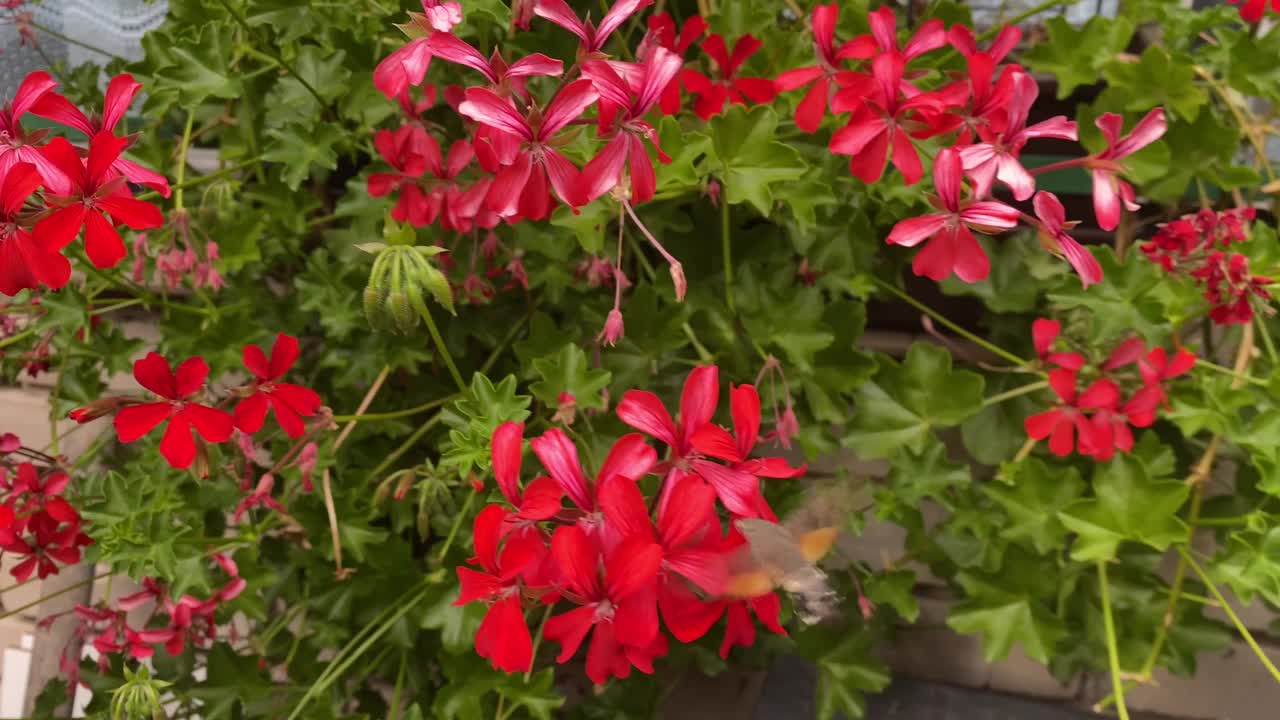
1;0;169;96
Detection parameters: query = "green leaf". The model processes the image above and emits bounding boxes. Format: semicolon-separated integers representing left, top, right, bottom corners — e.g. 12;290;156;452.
1058;455;1189;561
265;45;351;127
1047;246;1167;344
844;343;985;458
948;573;1066;663
886;441;969;511
154;22;244;104
263;123;343;191
808;632;891;720
655;115;710;192
421;584;484;654
865;569;919;622
440;374;532;476
985;459;1084;554
1102;46;1207;121
702;105;809;216
529;344;612;411
494;669;565;720
1022;15;1136;98
1211;527;1280;607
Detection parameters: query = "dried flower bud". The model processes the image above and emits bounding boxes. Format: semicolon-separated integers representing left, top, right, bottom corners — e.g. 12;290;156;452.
67;396;129;424
553;392;577;426
597;309;624;347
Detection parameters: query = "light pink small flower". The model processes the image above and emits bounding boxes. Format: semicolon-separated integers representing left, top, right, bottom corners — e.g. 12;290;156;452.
598;309;625;346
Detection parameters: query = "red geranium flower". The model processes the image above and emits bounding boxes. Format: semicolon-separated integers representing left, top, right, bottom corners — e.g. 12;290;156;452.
0;162;71;296
682;33;778;121
0;513;85;581
1023;369;1115;456
1031;318;1085;371
529;427;656;525
457;79;599;220
617;366;779;518
544;524;665;684
1228;0;1279;22
959;70;1077;200
774;3;851;133
578;48;683;204
884;147;1019;282
113;352;235;469
34;132;164;269
1032;191;1103;288
687;382;806;483
840;6;946;63
829;53;956;185
455;504;542;673
533;0;652;58
639;12;707;115
427;31;563;94
1087;109;1166;231
30;73;171;197
234;333;322;438
0;71;72;193
368;125;430;223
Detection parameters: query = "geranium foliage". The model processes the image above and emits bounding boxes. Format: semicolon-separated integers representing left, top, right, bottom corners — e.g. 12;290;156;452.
1;0;1279;718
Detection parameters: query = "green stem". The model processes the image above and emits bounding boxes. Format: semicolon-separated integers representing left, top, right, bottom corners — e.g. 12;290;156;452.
872;278;1030;366
1098;561;1131;720
682;323;715;364
174;112;196;211
1256;315;1278;365
0;572;109;622
436;490;479;564
1198;358;1267;386
26;19;121;59
415;297;466;392
218;0;331;113
365;414;445;483
0;327;38;351
981;379;1049;407
1177;546;1280;686
524;604;554;682
286;581;431;720
136;159;263;202
390;652;408;720
721;194;734;312
90;298;146;315
331;395;457;423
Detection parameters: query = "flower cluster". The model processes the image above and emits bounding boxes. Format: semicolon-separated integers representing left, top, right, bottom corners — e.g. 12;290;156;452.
370;1;1170;345
0;447;92;581
64;552;246;687
70;334;323;488
772;5;1166;286
1024;319;1195;460
455;365;806;682
1140;208;1273;325
0;72;168;297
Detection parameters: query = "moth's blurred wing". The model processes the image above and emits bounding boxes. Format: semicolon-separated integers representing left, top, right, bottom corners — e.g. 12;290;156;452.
735;519;811;577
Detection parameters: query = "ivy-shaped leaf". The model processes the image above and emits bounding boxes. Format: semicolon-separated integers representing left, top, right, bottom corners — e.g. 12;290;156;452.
1102;46;1207;121
844;343;985;458
1022;15;1136;98
985;459;1085;554
530;344;611;411
1058;455;1189;561
154;22;244;104
865;569;920;622
440;374;532;476
947;572;1066;663
702;105;809;216
264;123;343;191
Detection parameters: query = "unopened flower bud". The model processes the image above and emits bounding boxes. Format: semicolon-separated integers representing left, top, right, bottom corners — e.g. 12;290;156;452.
68;397;129;424
553;392;577;426
394;469;415;501
0;433;18;453
387;290;416;332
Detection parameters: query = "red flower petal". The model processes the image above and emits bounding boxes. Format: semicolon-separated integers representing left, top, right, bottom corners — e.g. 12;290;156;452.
545;603;597;663
551;524;603;599
82;210;127;269
233;392;270;435
114;402;173;442
617;391;679;449
598;475;656;542
491;421;525;506
530;428;592;512
477;595;533;673
158;414;197;469
605;535;662;600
